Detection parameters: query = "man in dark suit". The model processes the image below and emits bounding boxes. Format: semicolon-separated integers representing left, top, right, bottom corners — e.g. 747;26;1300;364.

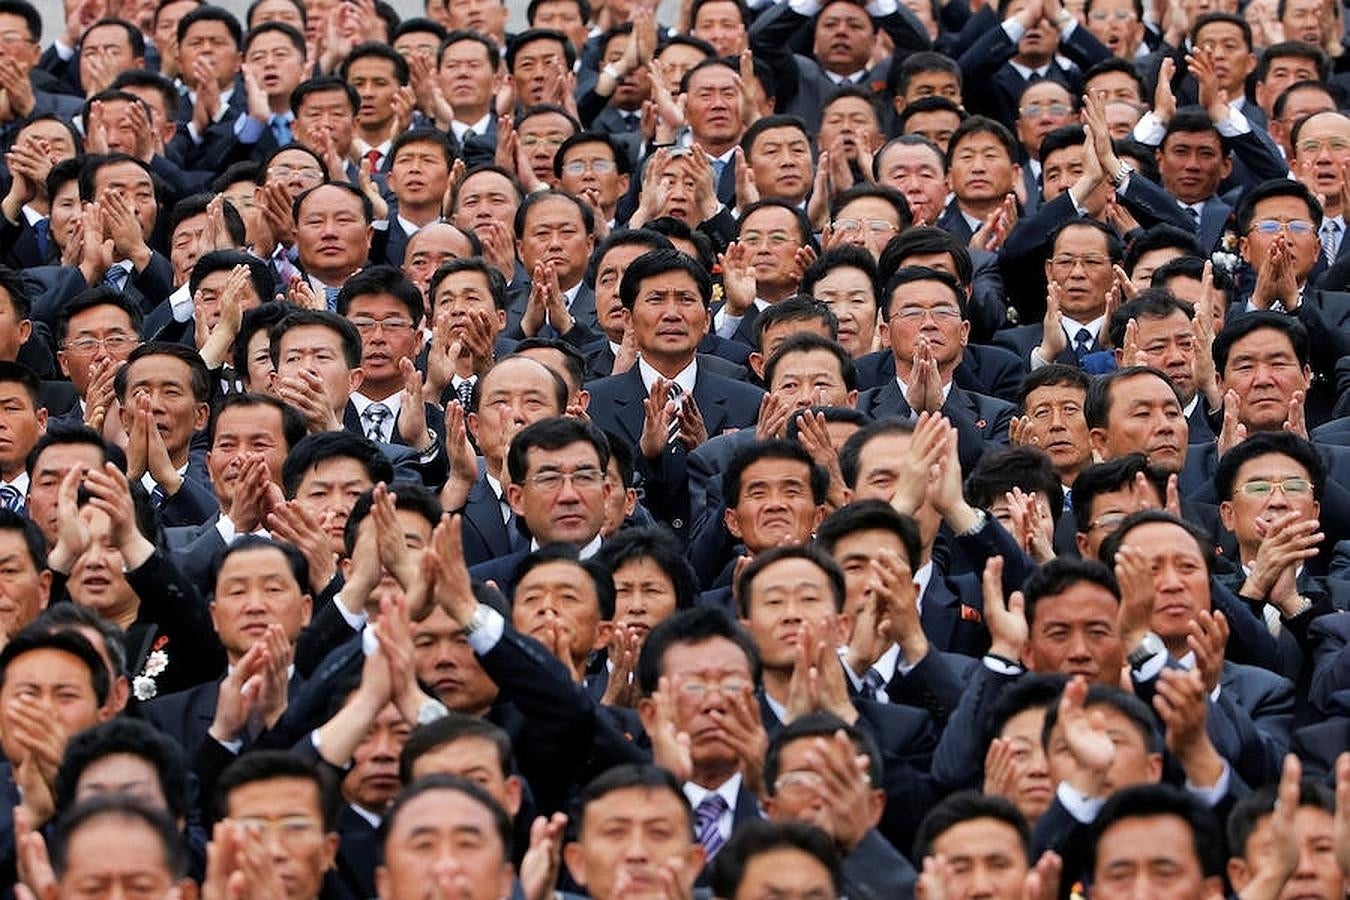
375;130;457;269
504;191;602;345
861;266;1012;473
748;0;930;133
935;117;1025;248
438;31;500;167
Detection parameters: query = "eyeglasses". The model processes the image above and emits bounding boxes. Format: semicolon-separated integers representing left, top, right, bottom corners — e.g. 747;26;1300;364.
519;135;567;148
676;675;750;699
348;316;416;334
739;230;795;247
1088;8;1137;20
1087;512;1127;532
525;467;605;491
773;770;825;793
561;159;618;175
1050;254;1110;271
1239;478;1312;497
833;217;899;234
231;816;323;843
1296;138;1350;154
267;165;325;183
1020;103;1073;118
0;31;36;45
63;335;137;355
1250;219;1315;236
889;305;962;322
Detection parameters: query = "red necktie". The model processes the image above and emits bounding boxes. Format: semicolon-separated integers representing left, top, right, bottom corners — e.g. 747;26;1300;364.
365;148;382;172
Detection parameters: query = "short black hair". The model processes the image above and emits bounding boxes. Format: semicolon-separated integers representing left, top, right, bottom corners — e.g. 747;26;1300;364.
1105;288;1193;348
1016;363;1089;414
618;248;713;310
113;342;211;404
594;526;699;613
964;446;1065;521
587;228;675;287
1256;40;1329;82
188;248;273;301
1191;10;1251;49
1070;453;1168;536
1083;56;1145;97
815;499;922;570
450;164;524;214
1096;508;1215;575
725;438;828;508
83;17;146;56
281;431;394;499
109;69;180;120
336;264;426;325
1161;107;1224;150
1049;217;1124;263
341;482;444;558
741;114;811;159
205;392;306;453
554;131;631;178
1088;784;1225;879
1083;365;1183;431
0;508;47;573
1039;123;1085;166
737;198;820;254
0;0;42;40
0;626;110;706
576;764;692;835
878;225;972;286
1123;224;1204;275
837;417;915;489
829;183;912;231
946;115;1017;167
25;423;121;483
505;28;576;73
389;126;456;171
1042;683;1163;754
505;416;611;485
982;673;1067;750
1226;777;1334;860
913;791;1031;863
737;544;845;616
513;543;616;619
438;29;498;68
0;360;41;407
1214;431;1325;504
1211;310;1310;373
177;5;241;46
763;711;884;799
245;0;303;27
215;750;338;829
211;534;312;600
1273;79;1335;122
381;775;514;859
1234;177;1323;236
292;180;374;226
399;713;514;784
53;718;190;822
340;40;410;83
763;332;857;394
512;188;594;241
895;96;967;139
1150;255;1235;305
49;797;186;879
880;265;967;320
711;820;842;899
636;606;760;696
754;295;838;345
244;19;306;55
1021;557;1121;628
801;244;881;310
78;152;157;204
269;308;364;369
893;49;962;97
233;302;295;380
290;75;361;115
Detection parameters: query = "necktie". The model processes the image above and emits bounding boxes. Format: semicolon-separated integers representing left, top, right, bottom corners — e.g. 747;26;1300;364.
149;485;166;509
664;382;684;450
1186;204;1201;235
694;794;728;860
1321;219;1341;265
621;111;639;131
103;266;128;291
33;218;50;262
365;148;382;172
270;115;293;147
710;157;727;184
323;285;341;311
862;667;887;702
1072;327;1093;361
455;378;475;411
463;127;476;142
1062;487;1073;512
363;403;391;442
0;484;21;512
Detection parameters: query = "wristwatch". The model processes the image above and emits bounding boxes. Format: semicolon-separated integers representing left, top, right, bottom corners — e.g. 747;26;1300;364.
1108;160;1134;188
1126;632;1166;669
463;602;494;635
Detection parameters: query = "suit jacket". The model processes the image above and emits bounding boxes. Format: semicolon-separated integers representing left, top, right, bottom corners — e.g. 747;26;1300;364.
459;471;527;567
937;199;977;246
503;281;601;344
333;805;379;900
1290;716;1350;784
139;679;223;760
342;399;450;488
586;364;764;533
25;250;176;326
857;379;1013;472
992;321;1099;369
1308;611;1350;718
167;86;252;174
854;344;1026;402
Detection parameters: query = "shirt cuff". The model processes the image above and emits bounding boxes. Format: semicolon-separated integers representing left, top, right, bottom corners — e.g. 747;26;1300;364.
466;606;506;655
1132;111;1165;146
186;121;204;146
1186;760;1231;806
55;39;75;61
1130;650;1168;683
1059;17;1078;37
214;735;244;755
1056;781;1107;823
1213;105;1251;138
215;515;240;545
866;0;899;15
788;0;824;14
1003;18;1028;42
234;112;265;144
713;309;743;339
334;596;367;633
982;655;1025;675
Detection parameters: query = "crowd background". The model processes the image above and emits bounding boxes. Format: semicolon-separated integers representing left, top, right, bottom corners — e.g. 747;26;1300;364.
0;0;1349;896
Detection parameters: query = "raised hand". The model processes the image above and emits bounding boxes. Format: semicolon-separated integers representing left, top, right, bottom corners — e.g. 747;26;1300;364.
647;675;693;782
983;556;1028;661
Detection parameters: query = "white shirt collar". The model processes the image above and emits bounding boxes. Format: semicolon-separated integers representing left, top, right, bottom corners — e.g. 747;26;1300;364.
351;391;404;420
1008;61;1051;80
21;205;43;227
683;771;743;815
893;374;953;407
348;803;382;829
1060;314;1105;343
826;68;868;85
1183;393;1200;418
638;356;697;396
450;113;493;140
140;466;188;494
396;214;423;238
529;533;602;558
912;560;934;618
5;472;29;496
960;208;985;234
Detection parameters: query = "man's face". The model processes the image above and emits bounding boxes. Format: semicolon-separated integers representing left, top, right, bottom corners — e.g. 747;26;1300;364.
730;848;836;900
950;132;1019;205
901;70;961;106
389;140;451;211
446;0;507;40
438;38;497;114
180;20;241;88
742;556;841;670
1232;807;1344;900
507;441;611;545
1123;520;1212;647
640;636;753;774
826;527;908;615
274;324;361;417
1291;113;1350;205
513;559;606;667
16;119;77;162
1023;581;1124;682
877;142;947;226
902;109;963;149
406;225;477;296
563;786;703;900
819;97;884;163
1046;703;1160;793
0;529;48;642
295;186;373;277
345;293;422;390
93;161;157;240
1016;82;1074;158
54;816;181;900
739;206;806;294
532;0;588;52
1087;0;1144;58
49;180;82;258
377;790;514;900
467;359;563;462
1194;21;1254;93
748;126;814;204
1086;70;1143;105
1274;89;1336;157
1092;815;1221;900
453;170;520;239
1020;383;1091;479
593;244;651;342
347;56;399;130
1125;310;1198;403
599;36;651;108
118;355;208;460
1219;452;1320;557
1075;481;1162;560
885;279;969;371
758;317;833;364
626;269;711;362
26;444;104;548
768;348;856;412
512;37;567;107
0;13;38;71
249;0;303;28
725;458;822;555
1007;0;1059;58
1044;225;1114;321
227;778;337;900
692;0;748;55
0;648;104;766
343;703;409;814
1089;373;1188;473
291;456;374;554
1158;128;1231;204
210;546;312;659
1129;247;1186;289
1257;53;1321;117
518;112;576;187
170;213;210;287
812;265;878;358
412;606;499;714
519;196;593;291
1217;327;1312;432
79;24;142;93
559;143;629;215
432;268;505;342
206;402;289;514
192;270;263;350
1041;144;1087;202
246;29;306;99
74;753;168;810
1279;0;1322;44
264;147;327;200
293;88;356;156
408;735;519;816
996;707;1054;825
655;43;709;85
832;196;903;260
684;64;745;147
0;378;43;476
927;817;1031;900
1240;195;1321;283
612;557;679;639
812;1;873;74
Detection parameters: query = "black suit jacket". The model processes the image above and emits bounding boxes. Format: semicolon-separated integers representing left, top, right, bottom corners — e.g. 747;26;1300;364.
459;471;527;567
854;344;1026;402
857;379;1014;472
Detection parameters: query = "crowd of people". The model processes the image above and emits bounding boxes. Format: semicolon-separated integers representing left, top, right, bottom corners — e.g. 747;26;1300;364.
0;0;1349;894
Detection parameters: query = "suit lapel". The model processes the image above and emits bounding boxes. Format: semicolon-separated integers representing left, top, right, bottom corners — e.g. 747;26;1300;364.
608;368;649;446
921;578;959;652
692;370;731;437
468;474;514;551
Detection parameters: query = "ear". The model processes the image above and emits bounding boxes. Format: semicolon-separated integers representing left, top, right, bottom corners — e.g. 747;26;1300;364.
193;402;209;431
1227;857;1252;894
502;774;523;817
375;866;390;900
748;351;765;380
563;841;589;888
299;593;314;629
1220;154;1233;181
506;482;525;516
636;696;657;734
1147;751;1164;782
617;174;630;197
1088;426;1109;460
1075;530;1091;559
866;786;886;828
17;319;31;345
321;831;339;871
348;366;365;394
958;319;969;347
623;486;637;517
1218;499;1235;533
592;620;615;651
34;407;47;434
576;388;591;412
724;505;743;540
57;350;70;380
